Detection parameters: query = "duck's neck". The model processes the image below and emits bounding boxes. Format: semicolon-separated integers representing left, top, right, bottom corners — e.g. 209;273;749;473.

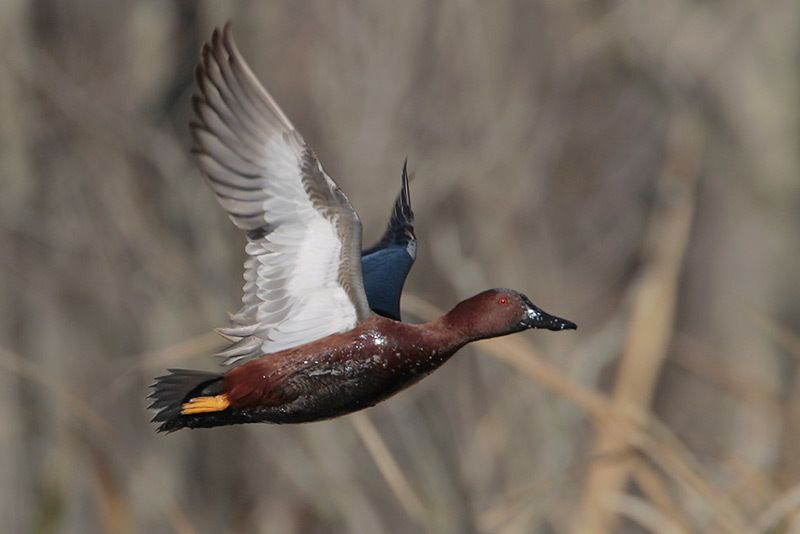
391;296;506;380
436;296;497;344
412;299;490;356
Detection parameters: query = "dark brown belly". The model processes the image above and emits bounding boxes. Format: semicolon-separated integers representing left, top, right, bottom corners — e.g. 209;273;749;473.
224;334;456;424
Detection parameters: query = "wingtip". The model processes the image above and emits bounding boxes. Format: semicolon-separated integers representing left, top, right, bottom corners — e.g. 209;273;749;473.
193;61;204;84
222;21;236;50
214;326;239;342
362;158;416;253
195;54;211;97
220;20;245;67
401;158;411;210
206;25;230;68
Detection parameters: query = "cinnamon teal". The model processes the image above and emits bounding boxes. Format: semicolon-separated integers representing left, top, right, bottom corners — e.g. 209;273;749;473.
149;24;575;432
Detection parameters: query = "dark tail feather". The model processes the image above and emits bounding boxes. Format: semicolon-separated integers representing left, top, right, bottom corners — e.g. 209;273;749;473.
148;369;223;433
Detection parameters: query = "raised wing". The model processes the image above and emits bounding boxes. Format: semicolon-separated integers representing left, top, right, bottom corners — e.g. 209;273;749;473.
192;24;371;364
361;161;416;320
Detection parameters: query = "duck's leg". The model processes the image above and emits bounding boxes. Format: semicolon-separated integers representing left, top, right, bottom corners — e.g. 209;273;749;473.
182;394;230;414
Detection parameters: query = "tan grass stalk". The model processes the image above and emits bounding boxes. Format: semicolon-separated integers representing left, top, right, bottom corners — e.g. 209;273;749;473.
131;331;225;371
751;311;800;361
0;346;197;534
630;459;690;533
478;461;584;532
85;444;134;534
349;412;427;523
402;293;749;531
572;112;705;533
754;482;800;533
0;346;111;441
607;492;686;534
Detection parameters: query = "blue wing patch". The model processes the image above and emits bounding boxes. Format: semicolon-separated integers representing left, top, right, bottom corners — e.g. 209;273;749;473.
361;160;416;320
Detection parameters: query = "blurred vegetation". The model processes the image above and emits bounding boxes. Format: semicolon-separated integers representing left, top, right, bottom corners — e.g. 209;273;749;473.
1;1;798;532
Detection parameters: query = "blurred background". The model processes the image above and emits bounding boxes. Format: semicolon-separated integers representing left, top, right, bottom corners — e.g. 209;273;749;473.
1;1;798;532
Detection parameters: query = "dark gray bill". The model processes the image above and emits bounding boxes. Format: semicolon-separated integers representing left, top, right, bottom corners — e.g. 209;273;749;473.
521;299;577;331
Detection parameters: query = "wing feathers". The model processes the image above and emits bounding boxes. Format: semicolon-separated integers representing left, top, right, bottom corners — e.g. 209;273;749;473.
192;25;371;365
219;27;294;130
191;101;266;164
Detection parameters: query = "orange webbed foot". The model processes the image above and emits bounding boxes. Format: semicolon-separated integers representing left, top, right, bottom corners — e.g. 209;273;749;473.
181;394;230;415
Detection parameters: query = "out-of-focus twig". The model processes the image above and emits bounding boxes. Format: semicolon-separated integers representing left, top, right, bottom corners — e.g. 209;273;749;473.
607;492;686;534
85;442;134;534
402;292;748;532
630;458;690;533
98;331;224;402
0;346;197;534
754;482;800;534
670;335;777;405
572;112;709;533
0;346;111;441
477;331;747;532
129;331;226;371
349;412;427;524
478;460;584;532
750;310;800;361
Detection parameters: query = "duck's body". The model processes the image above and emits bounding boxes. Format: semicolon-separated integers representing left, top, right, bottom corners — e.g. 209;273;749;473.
158;316;449;430
225;316;447;422
153;289;573;432
149;24;575;433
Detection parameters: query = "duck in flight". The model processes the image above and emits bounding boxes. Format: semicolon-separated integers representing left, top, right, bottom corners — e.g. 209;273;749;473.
149;24;575;432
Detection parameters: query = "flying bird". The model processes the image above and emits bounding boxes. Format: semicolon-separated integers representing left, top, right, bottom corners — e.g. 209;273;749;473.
149;24;575;432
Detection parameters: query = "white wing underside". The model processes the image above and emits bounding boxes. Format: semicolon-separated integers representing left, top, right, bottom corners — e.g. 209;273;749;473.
192;25;370;365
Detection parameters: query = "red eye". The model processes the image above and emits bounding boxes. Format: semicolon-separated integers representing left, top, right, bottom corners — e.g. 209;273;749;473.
498;297;508;306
